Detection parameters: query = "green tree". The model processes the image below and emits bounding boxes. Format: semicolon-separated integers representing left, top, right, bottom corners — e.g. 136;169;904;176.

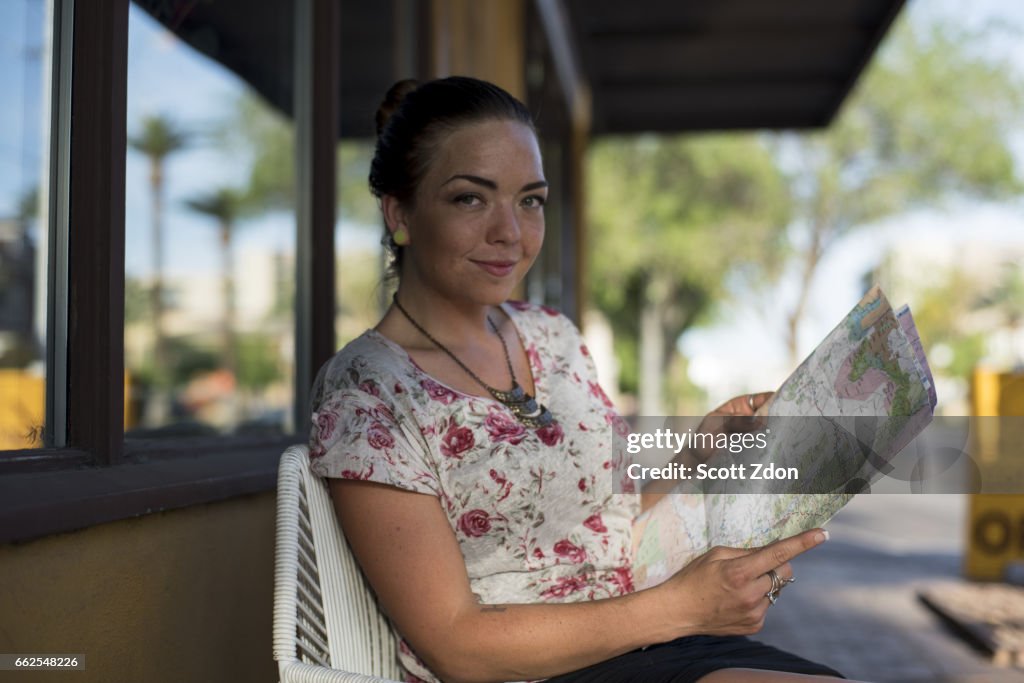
986;264;1024;332
219;92;378;224
129;114;190;387
184;187;247;381
124;276;150;325
236;332;282;392
779;17;1024;364
891;265;989;380
588;135;790;412
336;248;387;345
225;95;294;211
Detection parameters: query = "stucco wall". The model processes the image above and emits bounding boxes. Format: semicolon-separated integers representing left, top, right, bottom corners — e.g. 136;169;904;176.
0;492;277;683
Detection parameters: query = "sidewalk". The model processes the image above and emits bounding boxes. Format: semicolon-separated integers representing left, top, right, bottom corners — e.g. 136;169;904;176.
756;494;1024;683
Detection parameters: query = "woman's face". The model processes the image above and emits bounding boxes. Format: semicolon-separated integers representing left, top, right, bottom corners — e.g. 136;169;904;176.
388;119;547;307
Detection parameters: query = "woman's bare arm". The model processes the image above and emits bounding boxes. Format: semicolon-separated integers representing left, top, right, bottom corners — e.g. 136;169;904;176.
330;476;826;683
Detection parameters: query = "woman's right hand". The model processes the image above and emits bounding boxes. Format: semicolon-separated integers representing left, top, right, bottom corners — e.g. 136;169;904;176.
655;528;828;638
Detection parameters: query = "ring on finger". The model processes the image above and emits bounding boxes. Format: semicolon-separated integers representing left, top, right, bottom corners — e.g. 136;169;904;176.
765;569;782;605
747;394;756;410
765;570;796;606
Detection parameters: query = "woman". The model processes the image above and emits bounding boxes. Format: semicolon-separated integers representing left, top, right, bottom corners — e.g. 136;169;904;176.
309;76;853;683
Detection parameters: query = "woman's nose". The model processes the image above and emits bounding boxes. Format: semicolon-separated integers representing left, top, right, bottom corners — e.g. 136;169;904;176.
489;202;521;243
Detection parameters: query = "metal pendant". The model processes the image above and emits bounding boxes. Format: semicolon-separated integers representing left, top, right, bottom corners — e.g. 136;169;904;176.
489;382;555;428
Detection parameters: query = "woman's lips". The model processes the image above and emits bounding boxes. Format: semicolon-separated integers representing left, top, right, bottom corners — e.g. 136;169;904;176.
473;260;516;277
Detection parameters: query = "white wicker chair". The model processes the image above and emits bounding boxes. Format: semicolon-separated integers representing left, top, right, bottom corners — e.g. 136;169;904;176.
274;445;403;683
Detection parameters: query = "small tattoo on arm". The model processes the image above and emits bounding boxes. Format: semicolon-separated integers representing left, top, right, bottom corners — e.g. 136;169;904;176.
480;605;507;613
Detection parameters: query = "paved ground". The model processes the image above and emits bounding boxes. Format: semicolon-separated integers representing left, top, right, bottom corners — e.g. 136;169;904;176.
756;494;1024;682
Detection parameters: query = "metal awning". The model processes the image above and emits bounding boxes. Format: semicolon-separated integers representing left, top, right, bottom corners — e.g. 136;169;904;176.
567;0;905;134
134;0;904;138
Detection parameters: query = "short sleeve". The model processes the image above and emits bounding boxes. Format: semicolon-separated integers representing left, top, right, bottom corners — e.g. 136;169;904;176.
308;388;442;497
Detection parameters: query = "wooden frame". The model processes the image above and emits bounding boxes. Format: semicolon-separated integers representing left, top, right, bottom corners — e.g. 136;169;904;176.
65;0;128;465
0;0;340;545
294;0;340;431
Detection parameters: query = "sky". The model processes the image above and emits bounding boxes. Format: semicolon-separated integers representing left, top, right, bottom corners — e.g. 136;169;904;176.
1;0;1022;404
121;5;299;278
0;0;46;218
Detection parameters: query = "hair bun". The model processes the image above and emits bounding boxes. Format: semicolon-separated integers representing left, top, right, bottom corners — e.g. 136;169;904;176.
375;79;420;137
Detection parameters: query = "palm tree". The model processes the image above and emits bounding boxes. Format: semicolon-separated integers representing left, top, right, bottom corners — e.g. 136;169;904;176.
185;188;247;386
128;115;189;390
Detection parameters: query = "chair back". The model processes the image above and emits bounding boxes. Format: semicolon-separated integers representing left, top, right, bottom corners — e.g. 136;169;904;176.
274;444;402;681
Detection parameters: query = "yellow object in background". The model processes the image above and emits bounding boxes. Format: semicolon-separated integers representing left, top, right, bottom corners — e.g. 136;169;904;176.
966;495;1024;580
0;369;45;449
965;369;1024;580
0;369;133;451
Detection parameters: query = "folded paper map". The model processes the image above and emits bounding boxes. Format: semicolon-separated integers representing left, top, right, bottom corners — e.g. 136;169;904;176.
631;285;937;589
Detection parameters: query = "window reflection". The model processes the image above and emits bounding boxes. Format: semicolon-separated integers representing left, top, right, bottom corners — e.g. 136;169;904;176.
125;2;295;437
336;141;383;348
0;0;50;450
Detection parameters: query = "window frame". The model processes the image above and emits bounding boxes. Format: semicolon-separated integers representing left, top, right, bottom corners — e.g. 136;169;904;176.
0;0;339;545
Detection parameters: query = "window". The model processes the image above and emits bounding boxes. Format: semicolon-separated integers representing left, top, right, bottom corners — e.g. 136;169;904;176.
335;141;382;347
0;0;52;451
124;2;296;439
0;0;341;543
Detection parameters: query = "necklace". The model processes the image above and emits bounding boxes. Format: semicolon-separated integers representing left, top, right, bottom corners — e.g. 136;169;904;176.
391;294;555;428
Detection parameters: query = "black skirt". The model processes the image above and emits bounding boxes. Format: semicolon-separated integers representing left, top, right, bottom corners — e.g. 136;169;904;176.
544;635;845;682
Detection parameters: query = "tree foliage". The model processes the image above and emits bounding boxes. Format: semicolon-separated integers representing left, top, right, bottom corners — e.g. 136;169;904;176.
219;92;379;225
129;115;190;169
889;260;1024;380
779;16;1024;362
184;185;248;379
236;332;282;391
588;135;790;401
128;113;191;389
184;187;247;226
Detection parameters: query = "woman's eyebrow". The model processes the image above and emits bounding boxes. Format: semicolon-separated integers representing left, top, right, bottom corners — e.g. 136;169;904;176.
440;175;549;193
442;174;497;189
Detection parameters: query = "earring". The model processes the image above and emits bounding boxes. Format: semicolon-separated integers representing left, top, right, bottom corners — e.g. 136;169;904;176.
392;228;409;246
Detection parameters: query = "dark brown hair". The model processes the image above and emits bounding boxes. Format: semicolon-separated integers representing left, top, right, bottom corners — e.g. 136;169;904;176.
369;76;536;277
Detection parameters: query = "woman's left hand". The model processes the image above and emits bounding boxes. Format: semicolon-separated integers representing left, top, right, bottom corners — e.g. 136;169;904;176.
638;392;775;511
693;392;773;461
709;391;773;418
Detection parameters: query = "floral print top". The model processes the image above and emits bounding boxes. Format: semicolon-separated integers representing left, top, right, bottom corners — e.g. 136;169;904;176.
309;301;639;683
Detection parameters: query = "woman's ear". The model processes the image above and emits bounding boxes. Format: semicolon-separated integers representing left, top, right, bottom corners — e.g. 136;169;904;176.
381;195;411;246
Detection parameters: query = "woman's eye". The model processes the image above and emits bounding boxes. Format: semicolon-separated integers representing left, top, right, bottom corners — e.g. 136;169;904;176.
523;195;546;209
454;194;481;206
